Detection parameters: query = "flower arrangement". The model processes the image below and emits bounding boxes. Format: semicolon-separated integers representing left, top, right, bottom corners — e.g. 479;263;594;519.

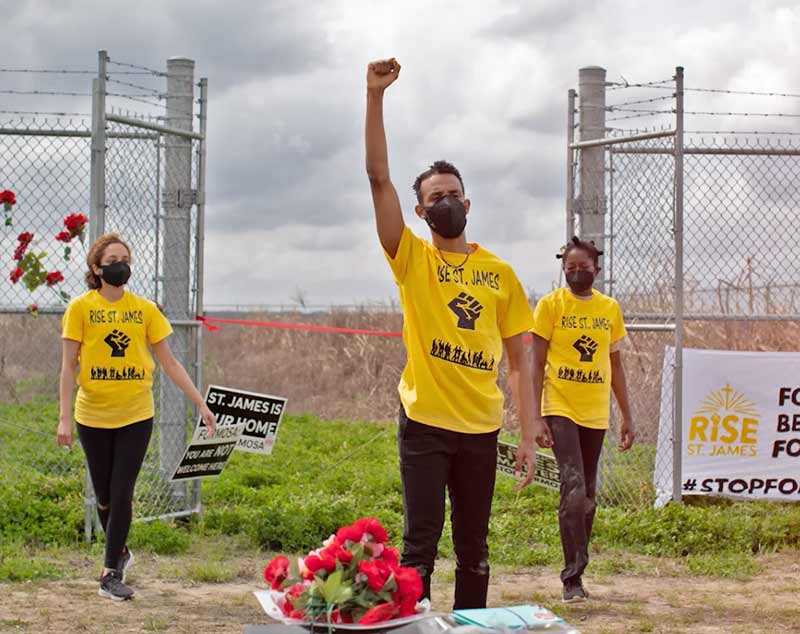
262;517;423;626
5;191;87;309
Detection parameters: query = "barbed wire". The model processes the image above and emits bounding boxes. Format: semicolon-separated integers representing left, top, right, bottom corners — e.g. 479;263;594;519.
611;108;675;114
685;110;800;118
608;95;675;109
107;107;166;123
107;78;162;96
106;92;165;109
684;87;800;99
107;58;166;77
0;89;91;97
0;67;95;74
606;111;675;123
686;129;800;136
0;109;90;117
607;78;674;91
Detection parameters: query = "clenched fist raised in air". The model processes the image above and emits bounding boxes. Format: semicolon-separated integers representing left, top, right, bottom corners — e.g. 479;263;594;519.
367;58;401;92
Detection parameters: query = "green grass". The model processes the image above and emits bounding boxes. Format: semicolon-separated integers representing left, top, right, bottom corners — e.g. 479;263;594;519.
3;399;800;582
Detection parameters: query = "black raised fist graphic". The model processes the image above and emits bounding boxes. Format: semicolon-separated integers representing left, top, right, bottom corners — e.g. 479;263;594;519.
104;329;131;358
573;335;598;362
448;292;483;330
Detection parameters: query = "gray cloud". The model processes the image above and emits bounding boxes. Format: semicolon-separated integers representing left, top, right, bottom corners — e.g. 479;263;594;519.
3;0;799;306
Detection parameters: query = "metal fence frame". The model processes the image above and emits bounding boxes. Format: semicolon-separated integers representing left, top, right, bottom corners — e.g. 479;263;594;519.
0;49;208;539
567;65;800;507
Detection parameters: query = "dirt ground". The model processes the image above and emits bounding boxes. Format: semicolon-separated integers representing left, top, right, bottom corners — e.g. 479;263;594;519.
1;549;799;634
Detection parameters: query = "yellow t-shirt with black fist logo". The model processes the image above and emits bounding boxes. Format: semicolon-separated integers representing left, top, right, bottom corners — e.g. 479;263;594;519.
62;290;173;428
384;226;534;434
532;287;626;429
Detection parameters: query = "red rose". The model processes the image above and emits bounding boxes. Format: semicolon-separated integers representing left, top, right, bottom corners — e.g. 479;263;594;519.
337;517;389;545
304;553;337;577
392;566;422;616
358;602;398;625
45;271;64;286
358;517;388;544
282;583;307;617
321;541;355;564
17;232;33;244
336;523;363;544
64;213;88;236
9;268;22;284
56;231;72;243
0;190;15;206
263;555;290;590
358;559;393;592
28;304;39;315
381;546;400;567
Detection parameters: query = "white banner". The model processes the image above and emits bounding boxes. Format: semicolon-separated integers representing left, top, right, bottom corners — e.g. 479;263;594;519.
655;347;800;504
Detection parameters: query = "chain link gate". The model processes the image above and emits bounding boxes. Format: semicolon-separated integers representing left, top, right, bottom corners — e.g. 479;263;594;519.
0;50;208;539
568;66;800;508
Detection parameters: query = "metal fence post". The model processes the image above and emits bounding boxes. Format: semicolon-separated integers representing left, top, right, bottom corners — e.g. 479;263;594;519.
85;48;109;542
577;66;607;292
89;50;107;243
191;76;208;511
566;88;577;243
672;66;685;503
159;57;195;497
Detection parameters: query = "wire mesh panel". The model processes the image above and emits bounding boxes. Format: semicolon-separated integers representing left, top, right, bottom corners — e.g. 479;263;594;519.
594;137;678;507
103;116;203;520
0;116;93;310
608;138;677;318
572;68;800;507
0;53;206;536
683;139;800;318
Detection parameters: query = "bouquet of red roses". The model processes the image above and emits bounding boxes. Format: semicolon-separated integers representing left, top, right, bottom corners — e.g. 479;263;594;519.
263;517;423;625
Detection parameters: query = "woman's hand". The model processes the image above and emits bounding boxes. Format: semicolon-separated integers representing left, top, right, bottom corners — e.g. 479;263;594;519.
199;404;216;437
57;416;73;448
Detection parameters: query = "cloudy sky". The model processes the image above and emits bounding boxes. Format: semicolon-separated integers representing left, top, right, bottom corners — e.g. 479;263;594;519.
5;0;799;308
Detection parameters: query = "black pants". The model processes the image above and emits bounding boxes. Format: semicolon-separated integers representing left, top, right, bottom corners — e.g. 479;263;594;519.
77;419;153;570
548;415;605;585
397;408;498;609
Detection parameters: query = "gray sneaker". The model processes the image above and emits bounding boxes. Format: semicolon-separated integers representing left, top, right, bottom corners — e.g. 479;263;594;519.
99;569;134;601
562;579;588;603
117;546;134;583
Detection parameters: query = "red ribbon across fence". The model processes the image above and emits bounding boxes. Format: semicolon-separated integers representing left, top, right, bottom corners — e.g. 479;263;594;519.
195;315;403;338
196;315;533;344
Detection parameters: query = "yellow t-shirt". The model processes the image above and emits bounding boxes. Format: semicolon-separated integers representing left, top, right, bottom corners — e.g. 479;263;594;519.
384;226;535;434
532;287;626;429
62;290;173;428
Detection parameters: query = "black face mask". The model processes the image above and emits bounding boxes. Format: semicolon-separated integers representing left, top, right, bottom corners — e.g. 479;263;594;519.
566;270;594;294
99;262;131;287
423;196;467;239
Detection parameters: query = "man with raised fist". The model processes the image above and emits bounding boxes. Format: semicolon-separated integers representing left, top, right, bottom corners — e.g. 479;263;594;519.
365;57;552;609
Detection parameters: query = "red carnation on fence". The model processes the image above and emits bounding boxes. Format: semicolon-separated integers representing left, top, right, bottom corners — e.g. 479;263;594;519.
262;517;424;625
56;213;88;261
1;189;16;226
5;191;87;307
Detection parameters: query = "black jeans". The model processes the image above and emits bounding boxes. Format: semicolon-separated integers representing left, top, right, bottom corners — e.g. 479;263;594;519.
397;407;498;609
77;419;153;569
548;415;606;585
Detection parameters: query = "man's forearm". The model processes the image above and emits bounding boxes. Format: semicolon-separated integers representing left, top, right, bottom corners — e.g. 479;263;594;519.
365;88;389;181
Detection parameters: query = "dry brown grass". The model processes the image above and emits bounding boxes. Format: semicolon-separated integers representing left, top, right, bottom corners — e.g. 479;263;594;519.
3;309;797;440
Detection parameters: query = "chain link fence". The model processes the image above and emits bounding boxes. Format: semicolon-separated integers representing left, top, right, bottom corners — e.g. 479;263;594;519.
0;51;207;538
570;67;800;508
